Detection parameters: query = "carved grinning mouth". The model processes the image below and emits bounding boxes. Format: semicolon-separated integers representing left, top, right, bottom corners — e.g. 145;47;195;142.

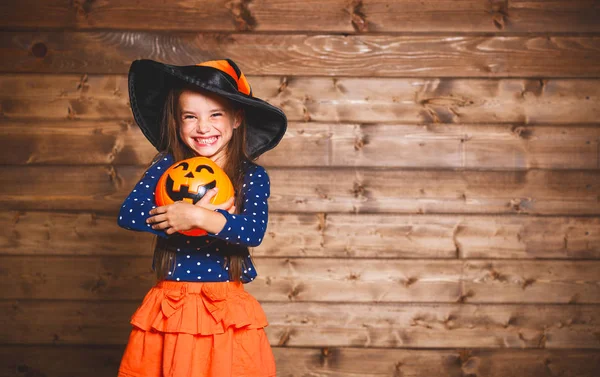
165;175;216;204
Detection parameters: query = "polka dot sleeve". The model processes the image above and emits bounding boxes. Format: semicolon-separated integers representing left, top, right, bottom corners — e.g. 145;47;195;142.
117;154;173;238
208;163;270;247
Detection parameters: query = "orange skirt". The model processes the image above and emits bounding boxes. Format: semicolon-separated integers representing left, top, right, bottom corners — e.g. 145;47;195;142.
118;280;276;377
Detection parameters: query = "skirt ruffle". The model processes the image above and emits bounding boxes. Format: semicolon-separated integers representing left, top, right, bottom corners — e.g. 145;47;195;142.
130;280;269;335
119;280;276;377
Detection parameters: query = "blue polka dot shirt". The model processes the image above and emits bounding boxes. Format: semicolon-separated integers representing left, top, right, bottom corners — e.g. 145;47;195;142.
117;154;270;283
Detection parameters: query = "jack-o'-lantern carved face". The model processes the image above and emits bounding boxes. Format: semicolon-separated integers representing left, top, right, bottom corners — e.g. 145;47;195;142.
155;156;234;236
165;161;216;204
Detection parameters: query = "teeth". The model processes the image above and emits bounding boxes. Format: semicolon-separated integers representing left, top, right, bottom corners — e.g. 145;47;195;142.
196;136;217;145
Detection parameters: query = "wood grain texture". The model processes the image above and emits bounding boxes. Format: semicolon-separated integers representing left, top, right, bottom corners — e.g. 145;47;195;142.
2;301;599;348
0;211;154;257
3;211;599;259
2;32;600;77
2;256;599;303
2;0;599;371
3;74;599;124
1;346;599;377
2;0;599;33
316;214;600;260
1;166;598;215
3;120;600;170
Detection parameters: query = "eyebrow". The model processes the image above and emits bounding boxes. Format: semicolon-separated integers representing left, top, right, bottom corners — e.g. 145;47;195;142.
180;108;226;114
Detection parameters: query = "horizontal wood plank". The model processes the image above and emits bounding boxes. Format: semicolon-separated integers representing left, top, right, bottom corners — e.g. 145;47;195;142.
2;346;599;377
316;214;600;260
3;75;600;124
3;211;599;259
0;211;154;257
1;166;598;215
2;301;599;348
3;32;600;77
2;0;600;33
3;120;600;170
2;256;599;303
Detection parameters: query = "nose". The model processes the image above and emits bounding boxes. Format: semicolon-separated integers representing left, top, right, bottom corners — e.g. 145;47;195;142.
196;120;210;133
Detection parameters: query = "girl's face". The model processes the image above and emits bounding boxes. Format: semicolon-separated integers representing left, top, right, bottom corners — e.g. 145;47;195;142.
177;89;242;166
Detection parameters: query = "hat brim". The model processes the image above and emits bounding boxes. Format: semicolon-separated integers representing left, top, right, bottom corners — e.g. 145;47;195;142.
128;59;287;159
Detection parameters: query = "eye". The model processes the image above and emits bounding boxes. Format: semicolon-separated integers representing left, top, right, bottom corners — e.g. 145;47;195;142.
174;162;189;170
195;164;214;174
183;115;196;119
211;112;223;118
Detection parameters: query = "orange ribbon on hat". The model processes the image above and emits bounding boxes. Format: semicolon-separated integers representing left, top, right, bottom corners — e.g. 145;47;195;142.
197;60;252;96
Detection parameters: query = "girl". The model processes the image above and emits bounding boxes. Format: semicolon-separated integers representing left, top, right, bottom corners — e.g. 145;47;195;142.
116;59;287;377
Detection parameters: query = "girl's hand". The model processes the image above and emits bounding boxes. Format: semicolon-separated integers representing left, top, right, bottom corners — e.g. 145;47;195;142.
196;188;236;214
147;188;235;235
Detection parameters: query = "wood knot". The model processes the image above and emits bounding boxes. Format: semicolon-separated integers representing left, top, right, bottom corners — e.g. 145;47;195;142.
351;182;366;198
320;347;335;367
302;106;312;122
315;187;329;200
118;120;133;131
508;197;532;213
288;284;303;300
410;315;433;329
89;212;98;225
277;328;292;346
316;213;327;232
106;165;123;188
226;0;257;31
487;268;508;282
72;0;95;18
347;0;368;32
458;349;473;364
31;42;48;58
522;278;535;289
537;333;548;348
443;314;457;329
489;0;508;30
12;211;22;225
504;316;517;328
278;77;288;93
568;293;580;304
332;78;347;94
354;135;368;151
401;277;418;287
76;74;89;92
511;126;532;139
492;12;506;30
393;361;403;377
457;289;475;303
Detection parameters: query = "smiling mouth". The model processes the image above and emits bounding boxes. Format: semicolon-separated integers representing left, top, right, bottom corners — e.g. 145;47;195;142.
166;175;216;204
193;136;219;146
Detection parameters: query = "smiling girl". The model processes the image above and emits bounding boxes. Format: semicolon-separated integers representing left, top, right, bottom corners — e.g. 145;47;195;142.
116;59;286;377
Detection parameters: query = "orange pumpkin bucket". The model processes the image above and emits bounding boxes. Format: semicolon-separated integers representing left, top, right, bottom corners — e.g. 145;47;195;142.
155;157;234;236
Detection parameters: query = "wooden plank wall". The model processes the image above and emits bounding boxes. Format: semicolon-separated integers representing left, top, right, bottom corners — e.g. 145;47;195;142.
1;0;600;375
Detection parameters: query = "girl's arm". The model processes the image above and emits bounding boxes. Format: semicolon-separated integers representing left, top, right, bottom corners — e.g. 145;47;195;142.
146;163;270;247
117;154;173;238
207;164;270;247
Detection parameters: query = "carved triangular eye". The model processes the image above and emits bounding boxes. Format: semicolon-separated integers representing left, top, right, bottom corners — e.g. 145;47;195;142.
174;162;189;170
195;165;214;174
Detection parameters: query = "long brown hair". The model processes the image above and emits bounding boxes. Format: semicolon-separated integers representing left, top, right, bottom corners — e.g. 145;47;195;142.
153;83;251;282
